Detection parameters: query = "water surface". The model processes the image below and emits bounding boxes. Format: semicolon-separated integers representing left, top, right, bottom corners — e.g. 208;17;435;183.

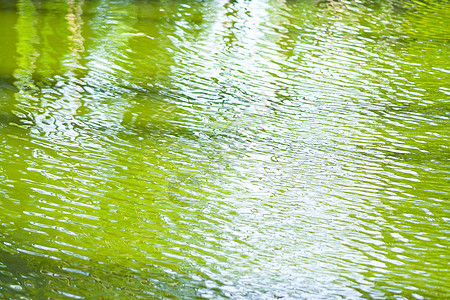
0;0;449;298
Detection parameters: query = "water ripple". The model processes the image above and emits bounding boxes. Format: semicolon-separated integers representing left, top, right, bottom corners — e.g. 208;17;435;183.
0;0;449;298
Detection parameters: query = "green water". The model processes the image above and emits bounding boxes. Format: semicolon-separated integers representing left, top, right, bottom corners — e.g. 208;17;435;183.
0;0;449;298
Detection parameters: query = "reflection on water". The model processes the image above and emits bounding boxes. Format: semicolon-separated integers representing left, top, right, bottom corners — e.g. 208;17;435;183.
0;0;449;298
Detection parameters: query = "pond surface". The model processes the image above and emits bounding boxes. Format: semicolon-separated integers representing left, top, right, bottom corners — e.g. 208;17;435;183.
0;0;449;298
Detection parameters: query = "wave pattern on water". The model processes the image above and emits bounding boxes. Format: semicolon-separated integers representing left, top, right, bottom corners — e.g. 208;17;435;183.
0;0;449;298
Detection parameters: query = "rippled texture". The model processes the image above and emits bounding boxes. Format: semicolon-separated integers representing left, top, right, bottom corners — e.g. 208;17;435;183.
0;0;449;298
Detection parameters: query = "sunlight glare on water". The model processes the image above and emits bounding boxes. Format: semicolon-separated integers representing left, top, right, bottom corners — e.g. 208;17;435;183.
0;0;449;298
